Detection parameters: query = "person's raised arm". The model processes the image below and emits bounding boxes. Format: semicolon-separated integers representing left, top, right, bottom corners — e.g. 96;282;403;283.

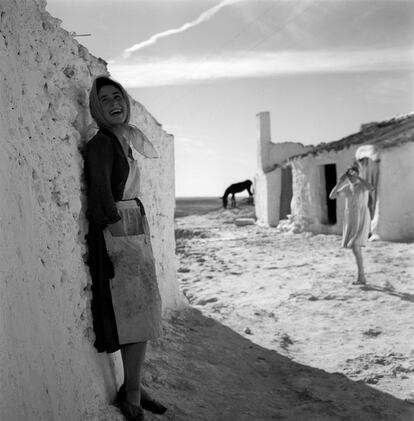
329;173;349;200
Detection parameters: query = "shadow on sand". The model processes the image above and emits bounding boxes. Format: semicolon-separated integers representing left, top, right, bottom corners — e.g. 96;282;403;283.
362;284;414;303
143;307;414;421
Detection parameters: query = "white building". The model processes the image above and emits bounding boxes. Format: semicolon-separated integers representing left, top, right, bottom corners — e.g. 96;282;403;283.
255;112;414;242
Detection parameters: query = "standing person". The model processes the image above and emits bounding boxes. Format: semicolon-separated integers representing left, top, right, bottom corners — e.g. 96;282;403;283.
329;162;374;285
85;76;167;421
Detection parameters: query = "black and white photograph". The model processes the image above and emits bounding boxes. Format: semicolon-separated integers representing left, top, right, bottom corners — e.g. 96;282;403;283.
1;0;414;420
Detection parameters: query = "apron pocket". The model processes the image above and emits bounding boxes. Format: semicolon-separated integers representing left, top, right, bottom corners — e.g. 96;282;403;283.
109;200;145;237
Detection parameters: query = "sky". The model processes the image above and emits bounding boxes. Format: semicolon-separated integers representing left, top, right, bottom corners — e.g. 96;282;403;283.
46;0;414;197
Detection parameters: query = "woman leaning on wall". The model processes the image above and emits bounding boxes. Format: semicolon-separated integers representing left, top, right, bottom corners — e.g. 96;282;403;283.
84;76;167;421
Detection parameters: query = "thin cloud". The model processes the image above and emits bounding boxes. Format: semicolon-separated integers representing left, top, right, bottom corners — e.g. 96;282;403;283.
110;47;414;87
175;135;216;155
122;0;248;58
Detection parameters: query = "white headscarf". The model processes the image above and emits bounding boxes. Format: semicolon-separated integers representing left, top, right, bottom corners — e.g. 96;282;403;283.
89;75;159;159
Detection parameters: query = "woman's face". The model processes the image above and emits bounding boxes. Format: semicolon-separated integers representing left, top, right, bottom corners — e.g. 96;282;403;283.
98;85;127;126
347;168;358;182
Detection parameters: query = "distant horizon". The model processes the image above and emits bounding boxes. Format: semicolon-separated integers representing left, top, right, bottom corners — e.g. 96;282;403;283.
176;196;220;199
176;195;251;199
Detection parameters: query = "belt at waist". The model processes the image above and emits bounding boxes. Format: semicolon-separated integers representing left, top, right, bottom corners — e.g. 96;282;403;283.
117;198;146;216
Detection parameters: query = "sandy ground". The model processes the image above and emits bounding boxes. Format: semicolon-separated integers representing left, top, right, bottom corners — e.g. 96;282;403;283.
112;204;414;421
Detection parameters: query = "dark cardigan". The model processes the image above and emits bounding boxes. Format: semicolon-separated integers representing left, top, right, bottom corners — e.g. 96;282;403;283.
84;128;130;353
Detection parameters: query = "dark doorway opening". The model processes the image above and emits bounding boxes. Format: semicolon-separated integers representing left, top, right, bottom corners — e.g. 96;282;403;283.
279;167;293;220
324;164;337;225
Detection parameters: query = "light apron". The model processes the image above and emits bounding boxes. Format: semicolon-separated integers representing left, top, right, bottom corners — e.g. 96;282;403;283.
103;151;162;344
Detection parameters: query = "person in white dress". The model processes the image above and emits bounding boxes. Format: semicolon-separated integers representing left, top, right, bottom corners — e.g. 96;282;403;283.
329;162;374;285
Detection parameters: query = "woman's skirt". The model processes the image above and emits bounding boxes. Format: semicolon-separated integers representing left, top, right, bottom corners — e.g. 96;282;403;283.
342;201;371;248
103;199;162;344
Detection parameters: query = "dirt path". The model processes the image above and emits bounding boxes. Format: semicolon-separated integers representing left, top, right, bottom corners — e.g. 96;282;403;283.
107;206;414;420
148;205;414;421
135;305;414;421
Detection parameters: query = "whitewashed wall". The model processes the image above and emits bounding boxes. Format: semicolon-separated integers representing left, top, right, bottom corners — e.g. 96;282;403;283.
259;109;414;238
377;142;414;241
255;169;281;226
290;148;357;234
289;142;414;241
256;112;310;173
255;112;312;226
0;1;181;420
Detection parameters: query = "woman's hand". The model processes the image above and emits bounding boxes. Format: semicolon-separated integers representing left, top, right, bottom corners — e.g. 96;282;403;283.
330;172;351;199
339;172;349;182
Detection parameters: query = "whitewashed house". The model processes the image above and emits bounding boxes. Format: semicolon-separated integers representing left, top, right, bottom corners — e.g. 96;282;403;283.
255;112;414;242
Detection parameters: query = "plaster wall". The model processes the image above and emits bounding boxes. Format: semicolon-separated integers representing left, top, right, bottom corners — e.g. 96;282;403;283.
0;1;181;420
255;112;312;225
290;148;357;233
255;170;281;227
256;112;311;172
268;143;311;172
377;142;414;241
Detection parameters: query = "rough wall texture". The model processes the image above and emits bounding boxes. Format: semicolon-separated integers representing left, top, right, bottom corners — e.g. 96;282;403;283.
378;142;414;241
257;111;414;238
265;142;311;172
290;148;357;234
0;1;181;420
289;141;414;240
256;112;312;173
255;112;312;226
255;169;280;226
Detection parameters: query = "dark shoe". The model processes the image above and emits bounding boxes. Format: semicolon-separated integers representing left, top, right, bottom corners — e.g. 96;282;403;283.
116;384;126;406
117;384;167;415
119;399;144;421
141;397;167;415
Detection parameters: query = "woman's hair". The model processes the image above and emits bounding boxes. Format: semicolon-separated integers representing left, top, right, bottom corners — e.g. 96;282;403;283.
350;162;359;173
95;77;122;94
346;161;359;177
89;76;131;128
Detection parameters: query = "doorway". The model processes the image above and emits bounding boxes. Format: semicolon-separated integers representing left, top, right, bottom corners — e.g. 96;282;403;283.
324;164;337;225
279;167;293;220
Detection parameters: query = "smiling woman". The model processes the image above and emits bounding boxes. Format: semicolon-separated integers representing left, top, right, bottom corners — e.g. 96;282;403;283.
85;76;167;420
98;84;127;125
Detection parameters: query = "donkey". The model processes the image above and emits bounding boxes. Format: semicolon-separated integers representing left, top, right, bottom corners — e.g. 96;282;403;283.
222;179;253;208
